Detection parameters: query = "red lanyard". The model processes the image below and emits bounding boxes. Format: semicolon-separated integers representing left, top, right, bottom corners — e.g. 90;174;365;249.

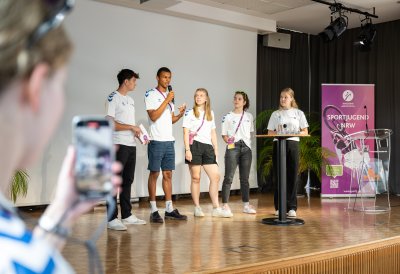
156;88;172;111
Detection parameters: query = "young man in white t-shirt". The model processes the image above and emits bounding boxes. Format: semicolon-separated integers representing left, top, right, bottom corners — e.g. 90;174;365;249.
105;69;147;230
144;67;187;223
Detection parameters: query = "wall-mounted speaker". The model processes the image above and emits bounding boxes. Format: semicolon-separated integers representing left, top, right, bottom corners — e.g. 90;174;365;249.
263;33;291;49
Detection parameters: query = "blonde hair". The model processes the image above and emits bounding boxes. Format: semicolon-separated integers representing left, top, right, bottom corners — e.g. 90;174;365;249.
193;88;213;121
0;0;72;92
279;87;298;109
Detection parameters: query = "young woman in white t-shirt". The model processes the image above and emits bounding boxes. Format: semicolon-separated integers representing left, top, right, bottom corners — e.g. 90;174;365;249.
221;91;256;215
267;88;309;218
183;88;232;218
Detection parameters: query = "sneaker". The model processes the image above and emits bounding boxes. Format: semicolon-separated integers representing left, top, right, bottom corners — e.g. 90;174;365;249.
165;209;187;220
194;207;205;217
243;205;256;214
150;211;164;223
122;215;146;225
274;210;279;216
212;207;233;218
222;204;234;217
287;209;297;218
107;219;127;231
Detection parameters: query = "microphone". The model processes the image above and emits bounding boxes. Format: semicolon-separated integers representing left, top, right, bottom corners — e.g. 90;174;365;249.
364;105;369;132
168;85;174;104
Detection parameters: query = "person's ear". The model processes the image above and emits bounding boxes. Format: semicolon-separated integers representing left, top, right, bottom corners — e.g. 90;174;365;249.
22;63;49;113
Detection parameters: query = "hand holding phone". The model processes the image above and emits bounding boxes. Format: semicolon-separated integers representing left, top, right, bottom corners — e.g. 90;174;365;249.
72;116;115;198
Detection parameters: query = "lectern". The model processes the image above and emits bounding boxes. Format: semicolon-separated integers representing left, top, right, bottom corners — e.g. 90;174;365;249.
257;134;309;226
345;129;392;212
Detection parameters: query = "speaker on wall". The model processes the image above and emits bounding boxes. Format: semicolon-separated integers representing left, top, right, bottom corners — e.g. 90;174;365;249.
263;33;291;49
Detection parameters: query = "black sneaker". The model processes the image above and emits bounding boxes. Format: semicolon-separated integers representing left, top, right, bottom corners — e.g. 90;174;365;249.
165;209;187;220
150;211;164;223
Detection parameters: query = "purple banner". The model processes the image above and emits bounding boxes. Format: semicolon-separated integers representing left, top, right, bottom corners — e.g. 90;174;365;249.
321;84;375;197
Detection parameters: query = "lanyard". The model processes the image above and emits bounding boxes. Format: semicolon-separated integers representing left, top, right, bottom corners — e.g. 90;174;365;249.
156;88;172;111
195;111;206;133
233;111;245;136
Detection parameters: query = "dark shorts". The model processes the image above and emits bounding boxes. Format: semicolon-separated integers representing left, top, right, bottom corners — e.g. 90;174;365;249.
148;141;175;171
185;140;217;165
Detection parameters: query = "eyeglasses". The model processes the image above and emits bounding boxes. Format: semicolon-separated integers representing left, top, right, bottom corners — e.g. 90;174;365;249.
27;0;75;49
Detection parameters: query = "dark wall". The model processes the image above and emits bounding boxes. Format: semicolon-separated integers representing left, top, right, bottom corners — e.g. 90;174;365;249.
257;19;400;193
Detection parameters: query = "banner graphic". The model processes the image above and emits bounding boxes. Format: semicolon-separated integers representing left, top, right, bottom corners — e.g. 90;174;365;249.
321;84;375;197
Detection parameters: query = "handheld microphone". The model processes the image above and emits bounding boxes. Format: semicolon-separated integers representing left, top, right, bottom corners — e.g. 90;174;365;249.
168;85;174;104
364;105;369;132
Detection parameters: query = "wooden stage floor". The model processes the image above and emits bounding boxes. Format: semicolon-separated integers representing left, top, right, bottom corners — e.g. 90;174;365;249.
24;192;400;273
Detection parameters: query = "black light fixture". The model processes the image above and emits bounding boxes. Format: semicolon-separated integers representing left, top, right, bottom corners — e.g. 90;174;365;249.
354;19;376;51
319;16;348;42
312;0;378;44
140;0;150;3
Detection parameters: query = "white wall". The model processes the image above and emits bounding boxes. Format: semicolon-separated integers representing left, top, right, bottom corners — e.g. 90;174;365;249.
17;0;257;205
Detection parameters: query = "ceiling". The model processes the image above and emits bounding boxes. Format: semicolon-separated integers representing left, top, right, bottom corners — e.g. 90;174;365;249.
95;0;400;34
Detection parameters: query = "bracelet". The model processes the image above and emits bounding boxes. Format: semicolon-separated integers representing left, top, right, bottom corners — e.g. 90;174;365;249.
38;215;71;239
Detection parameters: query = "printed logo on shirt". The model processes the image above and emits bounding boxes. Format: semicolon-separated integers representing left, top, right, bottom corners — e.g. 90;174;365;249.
0;209;12;220
145;89;152;97
12;258;55;274
221;114;227;123
184;108;192;116
108;91;116;102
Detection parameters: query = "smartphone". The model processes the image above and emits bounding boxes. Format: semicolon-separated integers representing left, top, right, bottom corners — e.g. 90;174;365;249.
72;116;114;198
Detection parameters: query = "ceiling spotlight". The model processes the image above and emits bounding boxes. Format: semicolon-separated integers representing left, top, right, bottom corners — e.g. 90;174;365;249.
319;16;348;42
354;22;376;51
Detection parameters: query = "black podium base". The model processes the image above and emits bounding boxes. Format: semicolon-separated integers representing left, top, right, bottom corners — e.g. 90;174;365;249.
262;217;305;226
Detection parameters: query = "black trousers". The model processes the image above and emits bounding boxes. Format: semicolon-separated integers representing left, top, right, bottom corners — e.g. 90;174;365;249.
107;145;136;221
272;140;299;211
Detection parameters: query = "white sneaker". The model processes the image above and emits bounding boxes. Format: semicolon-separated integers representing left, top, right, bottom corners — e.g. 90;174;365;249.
194;207;205;217
122;215;147;225
107;219;127;231
243;205;256;214
212;207;233;218
274;210;279;216
222;204;234;216
287;210;297;218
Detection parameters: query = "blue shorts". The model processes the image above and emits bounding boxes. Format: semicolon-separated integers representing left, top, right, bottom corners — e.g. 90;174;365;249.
148;141;175;171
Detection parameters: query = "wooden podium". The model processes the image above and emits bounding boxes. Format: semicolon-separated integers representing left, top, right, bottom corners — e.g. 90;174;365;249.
256;134;309;226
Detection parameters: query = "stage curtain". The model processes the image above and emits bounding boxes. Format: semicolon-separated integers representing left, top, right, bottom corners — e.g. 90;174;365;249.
256;31;310;189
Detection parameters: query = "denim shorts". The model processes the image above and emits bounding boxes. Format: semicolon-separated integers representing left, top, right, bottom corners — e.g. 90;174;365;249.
185;140;217;165
147;141;175;171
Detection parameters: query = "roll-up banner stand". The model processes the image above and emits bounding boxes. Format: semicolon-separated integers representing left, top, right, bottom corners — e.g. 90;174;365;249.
321;84;375;197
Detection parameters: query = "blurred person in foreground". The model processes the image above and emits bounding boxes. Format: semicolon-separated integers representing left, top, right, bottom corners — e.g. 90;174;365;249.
0;0;121;272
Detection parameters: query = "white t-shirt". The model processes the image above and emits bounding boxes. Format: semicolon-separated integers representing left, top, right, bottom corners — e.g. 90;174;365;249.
106;91;136;146
0;195;74;274
221;111;254;149
182;109;216;145
144;88;175;141
267;108;309;141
